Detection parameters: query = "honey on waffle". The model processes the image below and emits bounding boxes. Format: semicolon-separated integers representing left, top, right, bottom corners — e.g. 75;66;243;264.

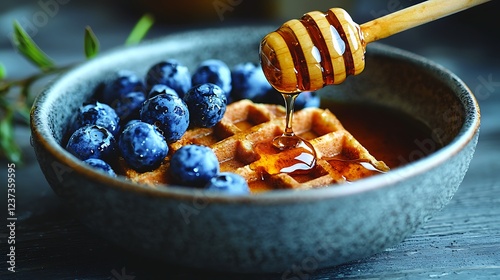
117;99;389;193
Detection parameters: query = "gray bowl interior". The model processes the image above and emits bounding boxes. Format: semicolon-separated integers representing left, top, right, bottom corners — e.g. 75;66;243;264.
30;25;480;273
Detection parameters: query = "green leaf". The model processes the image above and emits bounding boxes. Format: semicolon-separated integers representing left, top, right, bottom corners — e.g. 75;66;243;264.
125;14;154;46
0;107;22;164
84;26;100;59
0;62;5;79
12;20;55;71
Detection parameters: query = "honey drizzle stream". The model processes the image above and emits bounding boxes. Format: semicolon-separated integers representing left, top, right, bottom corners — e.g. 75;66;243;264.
266;21;320;176
269;93;317;175
260;9;360;177
258;12;362;177
280;94;297;138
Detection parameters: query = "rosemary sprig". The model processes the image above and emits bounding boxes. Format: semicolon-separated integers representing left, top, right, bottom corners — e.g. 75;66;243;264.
0;14;154;165
12;20;55;72
125;14;155;46
84;26;100;59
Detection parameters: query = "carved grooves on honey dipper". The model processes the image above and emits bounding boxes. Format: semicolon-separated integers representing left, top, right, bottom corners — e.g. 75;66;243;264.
276;9;358;92
325;9;355;77
301;14;334;87
276;26;309;91
261;1;491;93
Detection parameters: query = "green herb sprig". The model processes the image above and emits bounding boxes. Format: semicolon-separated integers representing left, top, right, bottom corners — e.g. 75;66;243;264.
0;14;154;164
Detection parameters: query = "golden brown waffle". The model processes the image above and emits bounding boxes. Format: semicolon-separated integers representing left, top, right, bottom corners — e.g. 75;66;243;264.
117;99;389;193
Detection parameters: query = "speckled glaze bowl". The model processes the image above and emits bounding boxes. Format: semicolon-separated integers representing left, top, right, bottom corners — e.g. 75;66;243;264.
30;26;480;273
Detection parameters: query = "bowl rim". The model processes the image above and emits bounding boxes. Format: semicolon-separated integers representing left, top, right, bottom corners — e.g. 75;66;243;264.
30;26;480;204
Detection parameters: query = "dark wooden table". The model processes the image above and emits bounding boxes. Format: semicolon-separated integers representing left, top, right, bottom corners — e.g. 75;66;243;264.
1;1;499;279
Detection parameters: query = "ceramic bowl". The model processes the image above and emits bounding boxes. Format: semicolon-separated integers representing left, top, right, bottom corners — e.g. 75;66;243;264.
30;26;480;273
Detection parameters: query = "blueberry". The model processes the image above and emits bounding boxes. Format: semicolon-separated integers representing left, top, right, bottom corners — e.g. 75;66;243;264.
73;102;120;136
191;59;232;97
111;91;146;122
102;70;144;104
66;125;116;161
118;121;168;171
83;158;117;177
230;62;272;101
146;59;191;98
169;145;219;187
140;93;190;143
205;172;250;195
122;119;141;131
183;83;227;128
147;84;179;99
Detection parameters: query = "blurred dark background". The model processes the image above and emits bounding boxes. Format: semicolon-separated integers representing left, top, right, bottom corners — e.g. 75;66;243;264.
1;0;498;83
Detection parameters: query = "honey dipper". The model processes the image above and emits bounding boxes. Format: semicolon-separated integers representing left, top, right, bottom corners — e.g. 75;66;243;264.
260;0;491;93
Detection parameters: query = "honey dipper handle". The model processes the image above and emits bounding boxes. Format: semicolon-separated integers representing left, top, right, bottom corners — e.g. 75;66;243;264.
360;0;490;44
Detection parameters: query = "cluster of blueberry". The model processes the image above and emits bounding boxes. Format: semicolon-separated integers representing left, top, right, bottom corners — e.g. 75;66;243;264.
64;58;319;194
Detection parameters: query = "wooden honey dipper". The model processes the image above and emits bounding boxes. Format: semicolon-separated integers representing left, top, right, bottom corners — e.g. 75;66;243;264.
260;0;491;93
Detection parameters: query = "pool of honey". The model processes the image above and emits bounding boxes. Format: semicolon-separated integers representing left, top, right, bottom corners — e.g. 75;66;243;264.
248;101;439;192
323;101;440;169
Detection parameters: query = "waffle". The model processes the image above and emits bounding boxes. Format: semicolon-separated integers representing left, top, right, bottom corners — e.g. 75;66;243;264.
117;99;389;193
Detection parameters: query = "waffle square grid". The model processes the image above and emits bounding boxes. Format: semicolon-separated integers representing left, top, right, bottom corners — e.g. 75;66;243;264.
118;99;389;193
